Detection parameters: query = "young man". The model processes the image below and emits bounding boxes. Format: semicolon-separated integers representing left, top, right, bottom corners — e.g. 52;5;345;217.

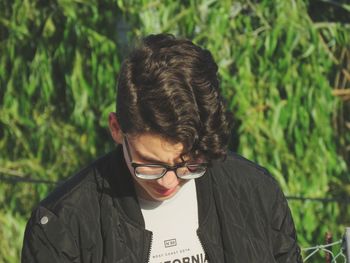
22;34;302;262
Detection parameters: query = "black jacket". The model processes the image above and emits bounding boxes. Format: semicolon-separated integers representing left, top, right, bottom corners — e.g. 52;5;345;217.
22;146;302;262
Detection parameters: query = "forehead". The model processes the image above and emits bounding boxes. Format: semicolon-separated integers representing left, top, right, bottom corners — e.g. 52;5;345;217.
127;133;185;163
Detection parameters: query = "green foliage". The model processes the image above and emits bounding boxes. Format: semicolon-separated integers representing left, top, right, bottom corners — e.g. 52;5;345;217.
0;211;26;263
1;0;349;261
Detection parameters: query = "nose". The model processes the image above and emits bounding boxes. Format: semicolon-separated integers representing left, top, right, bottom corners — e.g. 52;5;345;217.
156;171;178;188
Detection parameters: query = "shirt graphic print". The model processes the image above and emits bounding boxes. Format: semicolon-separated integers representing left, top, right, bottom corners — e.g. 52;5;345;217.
139;180;208;263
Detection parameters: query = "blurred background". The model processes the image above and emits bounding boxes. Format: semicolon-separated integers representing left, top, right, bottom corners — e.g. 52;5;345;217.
0;0;349;262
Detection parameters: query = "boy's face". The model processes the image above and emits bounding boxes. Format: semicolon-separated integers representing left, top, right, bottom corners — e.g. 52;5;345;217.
108;112;189;201
122;133;188;201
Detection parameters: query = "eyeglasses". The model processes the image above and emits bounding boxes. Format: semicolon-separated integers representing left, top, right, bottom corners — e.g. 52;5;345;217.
123;136;207;180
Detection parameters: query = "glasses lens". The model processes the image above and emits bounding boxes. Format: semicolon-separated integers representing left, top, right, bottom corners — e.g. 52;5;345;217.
135;165;166;180
176;164;207;179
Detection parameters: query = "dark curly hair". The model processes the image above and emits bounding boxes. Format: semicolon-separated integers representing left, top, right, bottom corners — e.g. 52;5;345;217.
117;33;233;161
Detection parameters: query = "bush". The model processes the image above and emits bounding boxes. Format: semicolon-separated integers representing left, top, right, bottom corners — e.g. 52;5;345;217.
1;0;349;261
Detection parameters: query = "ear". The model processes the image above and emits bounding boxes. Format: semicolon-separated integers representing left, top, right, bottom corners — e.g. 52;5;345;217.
108;112;123;144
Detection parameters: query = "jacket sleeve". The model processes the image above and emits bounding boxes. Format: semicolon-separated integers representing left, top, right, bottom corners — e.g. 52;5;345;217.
270;186;303;263
21;206;80;263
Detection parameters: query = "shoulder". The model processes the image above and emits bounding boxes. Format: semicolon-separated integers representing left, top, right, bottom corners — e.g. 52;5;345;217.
22;148;132;259
207;153;301;261
27;150;118;234
210;151;279;190
208;152;284;213
42;150;116;210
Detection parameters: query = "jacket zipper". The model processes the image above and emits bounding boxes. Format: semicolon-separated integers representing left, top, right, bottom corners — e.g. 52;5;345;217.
197;229;210;262
146;231;153;263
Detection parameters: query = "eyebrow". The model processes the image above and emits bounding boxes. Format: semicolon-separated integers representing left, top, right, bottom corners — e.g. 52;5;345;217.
132;147;166;164
132;147;187;165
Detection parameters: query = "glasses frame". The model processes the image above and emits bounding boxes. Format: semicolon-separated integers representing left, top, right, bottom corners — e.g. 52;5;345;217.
123;136;207;180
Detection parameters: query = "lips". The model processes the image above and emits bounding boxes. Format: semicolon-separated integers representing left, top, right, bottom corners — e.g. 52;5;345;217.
154;186;178;196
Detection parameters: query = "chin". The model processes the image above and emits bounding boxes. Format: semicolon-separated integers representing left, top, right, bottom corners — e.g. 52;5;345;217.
150;194;175;202
148;186;180;201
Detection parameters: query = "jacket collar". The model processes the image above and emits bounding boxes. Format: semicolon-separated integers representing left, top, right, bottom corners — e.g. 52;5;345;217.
102;146;224;260
102;145;145;226
104;145;221;235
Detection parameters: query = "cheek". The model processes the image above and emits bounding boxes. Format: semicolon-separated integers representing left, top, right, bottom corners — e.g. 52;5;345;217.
134;177;153;191
122;147;134;174
140;181;157;191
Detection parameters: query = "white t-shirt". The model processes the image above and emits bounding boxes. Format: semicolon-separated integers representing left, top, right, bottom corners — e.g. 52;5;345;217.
138;180;208;263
